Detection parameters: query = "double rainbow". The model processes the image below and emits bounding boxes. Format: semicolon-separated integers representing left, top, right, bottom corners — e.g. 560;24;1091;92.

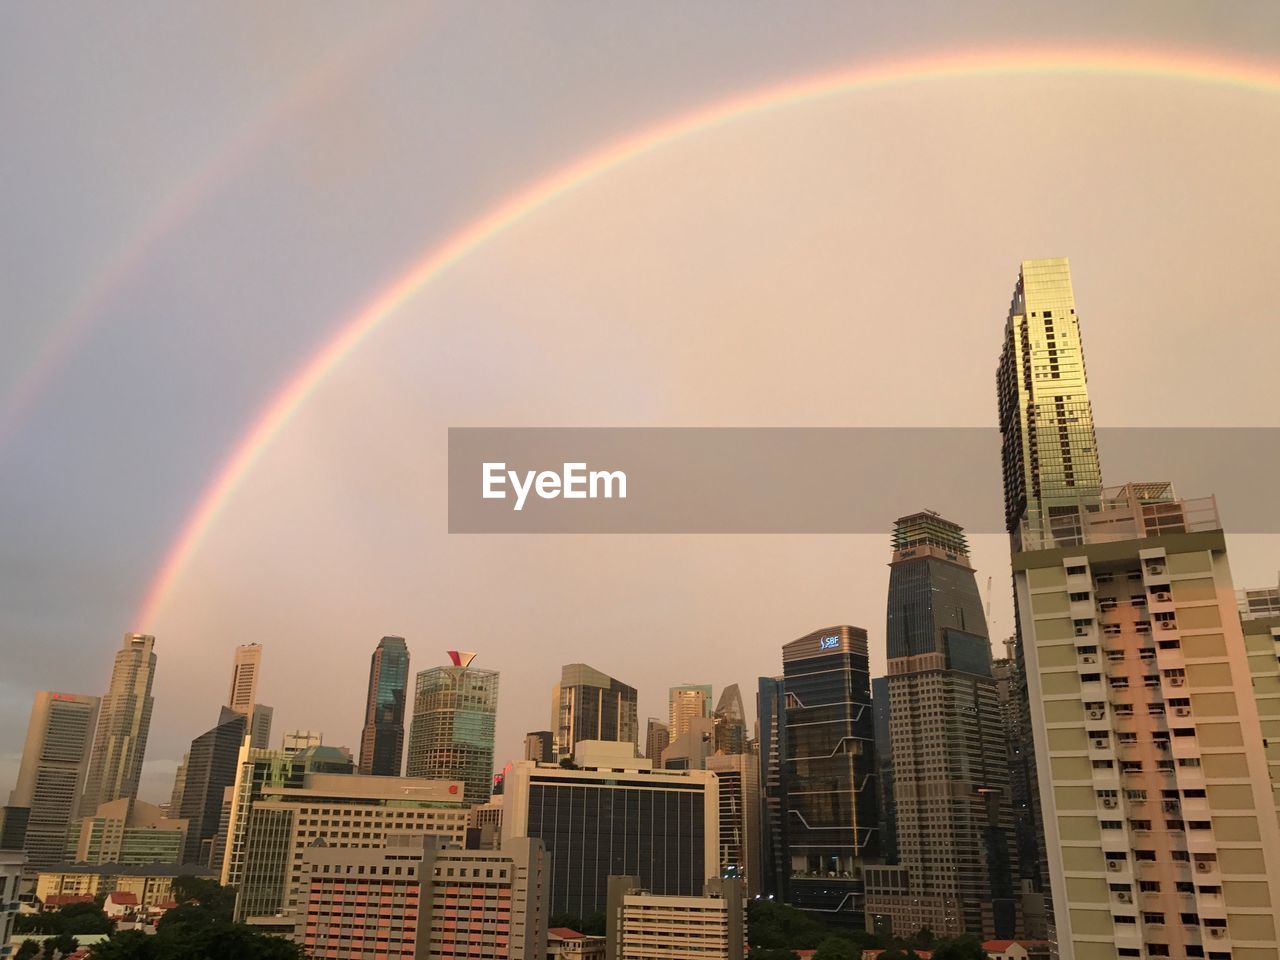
134;44;1280;628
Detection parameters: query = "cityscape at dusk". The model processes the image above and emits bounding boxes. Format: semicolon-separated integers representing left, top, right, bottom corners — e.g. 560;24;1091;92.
2;4;1279;960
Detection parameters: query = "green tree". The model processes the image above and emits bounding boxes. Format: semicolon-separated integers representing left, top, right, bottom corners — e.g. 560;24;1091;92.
747;900;831;951
814;936;860;960
879;948;921;960
932;935;988;960
168;875;236;920
749;950;801;960
42;933;79;959
579;911;606;936
911;928;937;950
14;941;41;960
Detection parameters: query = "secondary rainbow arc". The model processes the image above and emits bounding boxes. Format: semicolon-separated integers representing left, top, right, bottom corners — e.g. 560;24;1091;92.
134;43;1280;628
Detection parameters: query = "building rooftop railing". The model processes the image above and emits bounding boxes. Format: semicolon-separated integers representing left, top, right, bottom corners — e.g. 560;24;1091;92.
1018;484;1221;552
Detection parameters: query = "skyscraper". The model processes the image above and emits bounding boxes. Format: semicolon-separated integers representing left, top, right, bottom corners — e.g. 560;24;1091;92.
706;751;762;897
996;257;1103;544
777;626;879;925
866;512;1017;939
1011;481;1280;960
79;633;157;818
712;684;748;756
996;258;1102;905
358;636;409;777
645;718;670;767
756;676;786;901
9;691;100;871
177;707;247;866
406;652;498;805
551;664;639;758
502;741;718;917
523;731;554;763
227;643;261;714
669;684;713;742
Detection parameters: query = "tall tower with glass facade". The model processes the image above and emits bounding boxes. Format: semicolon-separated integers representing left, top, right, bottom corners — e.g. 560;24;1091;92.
406;652;498;805
359;636;409;777
777;626;879;926
551;664;639;758
866;512;1017;939
79;633;157;817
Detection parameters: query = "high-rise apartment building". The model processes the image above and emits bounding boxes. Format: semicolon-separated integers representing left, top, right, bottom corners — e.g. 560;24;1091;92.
79;633;157;818
867;512;1017;939
1013;482;1280;960
9;691;99;872
645;719;670;768
358;636;410;777
1240;611;1280;825
295;833;549;960
605;876;745;960
552;664;639;758
777;626;879;925
706;752;762;897
669;685;713;742
405;653;498;805
1238;576;1280;622
177;707;247;866
421;837;549;960
712;684;748;756
502;741;718;917
235;773;468;922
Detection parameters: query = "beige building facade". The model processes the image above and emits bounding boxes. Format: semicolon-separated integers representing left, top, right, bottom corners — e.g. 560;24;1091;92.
1014;484;1280;960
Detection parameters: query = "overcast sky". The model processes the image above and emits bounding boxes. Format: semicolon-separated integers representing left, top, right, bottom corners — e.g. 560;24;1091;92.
2;3;1278;803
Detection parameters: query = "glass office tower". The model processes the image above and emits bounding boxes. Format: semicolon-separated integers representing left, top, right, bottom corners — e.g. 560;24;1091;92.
358;636;410;777
406;656;498;805
778;626;879;926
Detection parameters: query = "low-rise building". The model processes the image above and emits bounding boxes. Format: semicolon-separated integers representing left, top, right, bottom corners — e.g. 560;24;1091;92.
35;863;215;910
605;876;744;960
65;798;187;865
549;927;607;960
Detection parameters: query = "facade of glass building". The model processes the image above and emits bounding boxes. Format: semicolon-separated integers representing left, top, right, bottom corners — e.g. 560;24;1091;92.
756;676;786;901
778;626;879;925
178;706;247;866
869;512;1018;939
406;659;499;805
501;751;718;918
552;663;639;758
358;636;409;777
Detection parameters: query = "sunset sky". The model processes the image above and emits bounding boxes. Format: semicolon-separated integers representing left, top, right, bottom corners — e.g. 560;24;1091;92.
2;3;1278;802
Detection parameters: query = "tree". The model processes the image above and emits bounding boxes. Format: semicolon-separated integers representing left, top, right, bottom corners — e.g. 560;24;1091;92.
911;928;937;950
750;950;801;960
814;936;860;960
14;941;41;960
42;934;79;959
932;935;988;960
579;911;606;936
168;876;236;921
747;900;831;951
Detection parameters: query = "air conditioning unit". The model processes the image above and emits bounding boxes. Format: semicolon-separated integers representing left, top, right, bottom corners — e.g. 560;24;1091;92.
1155;592;1172;602
1148;564;1165;575
1103;798;1119;809
1093;738;1109;749
1170;677;1185;687
1076;627;1089;637
1161;621;1177;631
1090;709;1105;719
1117;891;1133;903
1195;861;1212;873
1208;929;1225;940
1083;654;1097;664
1174;707;1191;717
1107;860;1122;871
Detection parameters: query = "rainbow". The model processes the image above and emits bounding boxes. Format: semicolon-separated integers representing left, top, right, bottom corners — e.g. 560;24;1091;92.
134;43;1280;628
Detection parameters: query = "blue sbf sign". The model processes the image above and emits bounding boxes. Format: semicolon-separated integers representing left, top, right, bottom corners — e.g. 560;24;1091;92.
820;635;840;650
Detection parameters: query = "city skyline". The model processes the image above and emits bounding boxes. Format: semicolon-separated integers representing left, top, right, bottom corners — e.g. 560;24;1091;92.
4;9;1280;804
